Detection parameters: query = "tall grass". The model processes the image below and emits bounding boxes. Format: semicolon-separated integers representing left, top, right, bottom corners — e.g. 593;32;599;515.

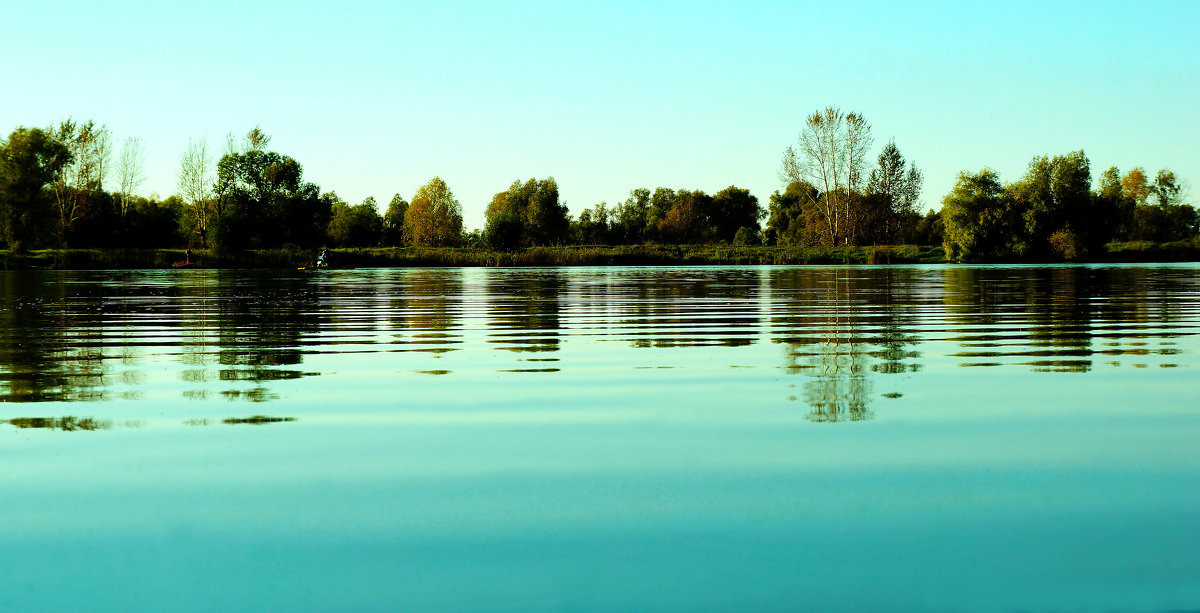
321;245;948;266
3;241;1196;270
1103;239;1200;262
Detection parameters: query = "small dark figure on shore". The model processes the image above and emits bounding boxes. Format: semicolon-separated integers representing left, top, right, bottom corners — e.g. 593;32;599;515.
185;249;192;265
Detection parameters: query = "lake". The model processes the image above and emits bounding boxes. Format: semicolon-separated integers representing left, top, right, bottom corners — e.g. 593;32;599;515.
2;264;1198;612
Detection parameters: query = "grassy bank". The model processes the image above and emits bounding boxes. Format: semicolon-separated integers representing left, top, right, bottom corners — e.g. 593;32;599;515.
1101;239;1200;262
329;244;948;267
2;241;1197;270
0;248;318;270
0;244;946;270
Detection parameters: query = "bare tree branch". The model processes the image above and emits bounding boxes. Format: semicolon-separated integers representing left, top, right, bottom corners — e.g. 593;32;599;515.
178;137;214;247
117;136;146;216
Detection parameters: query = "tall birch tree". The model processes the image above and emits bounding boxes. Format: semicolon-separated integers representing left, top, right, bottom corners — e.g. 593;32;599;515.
50;119;111;244
117;136;146;217
780;106;872;245
178;136;214;246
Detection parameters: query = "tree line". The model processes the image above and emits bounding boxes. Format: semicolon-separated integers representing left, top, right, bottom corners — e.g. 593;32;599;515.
941;155;1196;261
769;106;1195;259
0;122;768;253
2;112;1195;260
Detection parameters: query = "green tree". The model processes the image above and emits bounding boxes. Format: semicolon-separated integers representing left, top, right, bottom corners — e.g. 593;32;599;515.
766;181;820;246
483;177;568;248
941;169;1016;262
1152;170;1182;208
484;190;523;250
1151;170;1198;240
913;209;944;246
327;197;383;247
404;177;462;247
0;127;72;250
525;177;568;245
1009;150;1092;258
212;135;328;252
1095;166;1135;240
612;188;651;244
732;226;761;246
573;202;612;244
123;195;184;248
711;186;764;243
1129;169;1198;241
646;187;679;243
866;140;923;243
382;193;408;246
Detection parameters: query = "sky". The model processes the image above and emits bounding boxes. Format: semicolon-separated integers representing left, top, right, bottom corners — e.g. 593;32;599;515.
2;0;1197;229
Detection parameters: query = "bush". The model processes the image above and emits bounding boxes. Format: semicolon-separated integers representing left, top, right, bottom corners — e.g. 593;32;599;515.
1048;227;1082;261
732;226;761;246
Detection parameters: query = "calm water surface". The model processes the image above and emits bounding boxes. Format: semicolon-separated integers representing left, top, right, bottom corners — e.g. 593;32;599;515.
2;265;1198;612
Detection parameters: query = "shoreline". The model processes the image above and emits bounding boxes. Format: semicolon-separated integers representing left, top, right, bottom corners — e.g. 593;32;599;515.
1;241;1198;270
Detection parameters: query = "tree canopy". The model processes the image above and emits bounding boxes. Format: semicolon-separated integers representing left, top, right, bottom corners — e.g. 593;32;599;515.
940;151;1196;262
212;146;328;252
405;177;463;247
0;127;72;250
941;168;1014;262
485;178;569;249
328;196;384;248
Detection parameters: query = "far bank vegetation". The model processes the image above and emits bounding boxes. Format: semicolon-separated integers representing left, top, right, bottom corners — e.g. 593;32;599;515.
1;112;1195;265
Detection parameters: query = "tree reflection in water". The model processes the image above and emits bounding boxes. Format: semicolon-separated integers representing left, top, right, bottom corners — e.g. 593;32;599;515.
3;266;1195;409
0;415;296;430
770;267;923;423
0;272;112;402
2;416;114;430
486;268;564;364
386;268;465;359
612;269;762;349
203;271;322;400
221;415;297;425
940;266;1195;372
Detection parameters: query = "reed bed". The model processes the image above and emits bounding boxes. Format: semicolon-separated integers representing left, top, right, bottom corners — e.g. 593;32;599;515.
4;241;1197;270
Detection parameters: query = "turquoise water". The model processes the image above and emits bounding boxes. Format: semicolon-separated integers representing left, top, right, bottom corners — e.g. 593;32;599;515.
2;265;1198;611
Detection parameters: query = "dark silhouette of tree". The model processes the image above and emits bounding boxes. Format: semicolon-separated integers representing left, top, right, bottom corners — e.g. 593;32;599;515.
0;127;71;250
212;136;328;252
711;186;764;243
382;193;408;246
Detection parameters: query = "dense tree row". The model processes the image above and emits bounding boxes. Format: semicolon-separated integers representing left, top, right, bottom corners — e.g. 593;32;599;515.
0;122;774;253
942;153;1196;261
0;122;178;250
567;185;765;247
0;123;470;252
2;114;1195;260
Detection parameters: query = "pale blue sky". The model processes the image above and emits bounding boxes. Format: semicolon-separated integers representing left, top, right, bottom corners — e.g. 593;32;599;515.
3;0;1196;228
